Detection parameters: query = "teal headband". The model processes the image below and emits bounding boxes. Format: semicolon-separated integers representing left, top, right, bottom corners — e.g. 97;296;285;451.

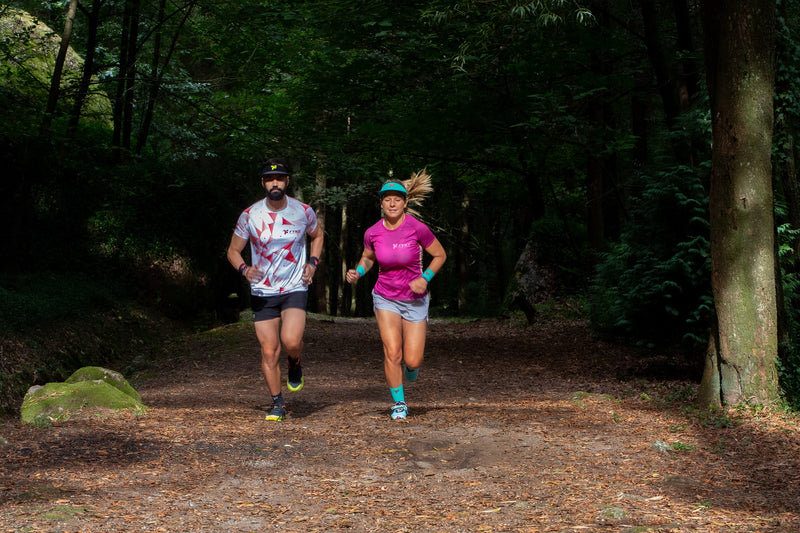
380;182;407;197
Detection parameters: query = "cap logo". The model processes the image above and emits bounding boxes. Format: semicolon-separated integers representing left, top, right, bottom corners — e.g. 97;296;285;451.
262;162;289;176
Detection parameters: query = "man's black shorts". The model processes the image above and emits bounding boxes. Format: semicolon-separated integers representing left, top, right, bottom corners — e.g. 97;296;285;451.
251;291;308;321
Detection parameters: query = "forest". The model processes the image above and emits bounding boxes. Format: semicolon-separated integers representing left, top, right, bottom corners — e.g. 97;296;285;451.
0;0;798;414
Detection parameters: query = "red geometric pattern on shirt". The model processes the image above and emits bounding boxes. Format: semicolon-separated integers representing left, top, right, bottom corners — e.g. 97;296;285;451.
233;197;317;296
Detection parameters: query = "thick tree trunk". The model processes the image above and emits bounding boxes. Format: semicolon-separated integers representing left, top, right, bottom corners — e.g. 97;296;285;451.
699;0;779;406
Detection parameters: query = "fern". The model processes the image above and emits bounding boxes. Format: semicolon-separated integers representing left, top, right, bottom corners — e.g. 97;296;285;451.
590;162;711;351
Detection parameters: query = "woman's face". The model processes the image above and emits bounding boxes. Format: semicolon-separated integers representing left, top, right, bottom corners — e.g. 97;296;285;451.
381;192;407;218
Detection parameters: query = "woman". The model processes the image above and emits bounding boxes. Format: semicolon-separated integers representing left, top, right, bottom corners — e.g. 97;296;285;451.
346;170;446;420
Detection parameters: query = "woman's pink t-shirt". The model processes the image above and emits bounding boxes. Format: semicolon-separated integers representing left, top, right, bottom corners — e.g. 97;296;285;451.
364;215;436;301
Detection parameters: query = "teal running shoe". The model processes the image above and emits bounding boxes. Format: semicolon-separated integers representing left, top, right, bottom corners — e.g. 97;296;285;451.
390;401;408;420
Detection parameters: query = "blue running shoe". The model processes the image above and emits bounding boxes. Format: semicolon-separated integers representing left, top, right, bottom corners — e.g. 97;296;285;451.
265;404;287;421
390;401;408;420
287;357;304;392
404;365;419;382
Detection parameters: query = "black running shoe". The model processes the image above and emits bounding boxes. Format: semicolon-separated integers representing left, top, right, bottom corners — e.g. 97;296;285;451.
287;357;304;392
265;404;287;421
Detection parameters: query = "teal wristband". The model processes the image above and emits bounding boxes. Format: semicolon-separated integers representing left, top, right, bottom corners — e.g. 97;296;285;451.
422;269;435;282
356;265;366;277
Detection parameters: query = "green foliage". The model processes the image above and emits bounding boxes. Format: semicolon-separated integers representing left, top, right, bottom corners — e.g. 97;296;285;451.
773;1;800;409
0;272;119;333
776;219;800;407
590;162;712;350
670;441;696;451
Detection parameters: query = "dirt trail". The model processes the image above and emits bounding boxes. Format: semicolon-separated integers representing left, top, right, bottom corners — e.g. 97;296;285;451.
1;317;800;532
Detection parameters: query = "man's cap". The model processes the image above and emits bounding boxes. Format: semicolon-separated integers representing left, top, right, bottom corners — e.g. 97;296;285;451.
380;182;407;198
262;162;290;176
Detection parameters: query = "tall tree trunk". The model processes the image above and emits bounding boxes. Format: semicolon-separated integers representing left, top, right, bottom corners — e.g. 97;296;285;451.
638;0;680;128
68;0;103;137
113;0;140;161
586;11;607;255
312;172;328;315
338;204;348;316
672;0;699;112
113;0;131;160
121;0;140;153
40;0;79;134
136;0;195;154
135;0;166;154
698;0;779;407
457;189;469;313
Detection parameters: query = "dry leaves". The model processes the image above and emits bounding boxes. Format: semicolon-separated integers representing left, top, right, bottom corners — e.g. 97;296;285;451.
1;317;799;531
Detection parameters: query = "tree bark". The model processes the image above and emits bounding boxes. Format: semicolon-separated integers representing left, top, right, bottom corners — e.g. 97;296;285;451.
136;0;195;154
40;0;79;134
113;0;140;161
699;0;779;406
68;0;103;137
638;0;680;128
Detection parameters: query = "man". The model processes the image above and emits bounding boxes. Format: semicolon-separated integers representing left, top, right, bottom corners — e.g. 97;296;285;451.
227;158;324;421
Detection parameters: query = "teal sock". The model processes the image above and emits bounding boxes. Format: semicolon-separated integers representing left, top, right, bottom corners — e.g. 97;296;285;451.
390;385;405;403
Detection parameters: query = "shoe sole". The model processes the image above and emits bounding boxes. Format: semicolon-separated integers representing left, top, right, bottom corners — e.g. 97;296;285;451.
265;415;285;421
287;377;304;392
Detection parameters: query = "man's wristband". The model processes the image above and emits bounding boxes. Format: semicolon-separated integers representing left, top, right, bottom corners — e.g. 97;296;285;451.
356;265;366;277
309;256;319;268
421;268;435;282
238;263;248;276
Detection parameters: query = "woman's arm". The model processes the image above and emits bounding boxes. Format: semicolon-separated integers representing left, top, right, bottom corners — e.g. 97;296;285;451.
409;237;447;294
346;248;377;283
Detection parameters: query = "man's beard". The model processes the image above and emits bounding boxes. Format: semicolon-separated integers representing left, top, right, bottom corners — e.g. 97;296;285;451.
267;188;285;201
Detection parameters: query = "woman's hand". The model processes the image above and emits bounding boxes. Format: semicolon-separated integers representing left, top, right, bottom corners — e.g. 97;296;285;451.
409;277;428;295
345;268;360;284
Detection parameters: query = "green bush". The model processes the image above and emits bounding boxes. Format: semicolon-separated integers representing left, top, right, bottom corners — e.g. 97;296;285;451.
589;163;712;351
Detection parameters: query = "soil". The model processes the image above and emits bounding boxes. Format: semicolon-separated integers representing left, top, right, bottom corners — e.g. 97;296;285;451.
1;316;800;532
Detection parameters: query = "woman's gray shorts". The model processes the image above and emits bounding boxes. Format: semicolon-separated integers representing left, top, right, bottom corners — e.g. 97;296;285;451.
372;290;429;322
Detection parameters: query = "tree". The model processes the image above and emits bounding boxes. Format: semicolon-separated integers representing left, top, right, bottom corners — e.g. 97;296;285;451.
698;0;779;406
40;0;78;134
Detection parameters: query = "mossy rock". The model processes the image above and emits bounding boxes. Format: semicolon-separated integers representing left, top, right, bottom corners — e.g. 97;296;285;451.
21;379;145;426
65;366;141;402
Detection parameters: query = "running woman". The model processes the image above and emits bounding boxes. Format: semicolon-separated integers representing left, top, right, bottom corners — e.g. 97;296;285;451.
227;158;324;421
346;170;446;420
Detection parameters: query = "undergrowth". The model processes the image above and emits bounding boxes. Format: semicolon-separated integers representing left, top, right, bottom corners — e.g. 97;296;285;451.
0;272;189;416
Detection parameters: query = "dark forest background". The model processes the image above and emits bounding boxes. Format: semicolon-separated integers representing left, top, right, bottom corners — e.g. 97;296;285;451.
1;0;799;413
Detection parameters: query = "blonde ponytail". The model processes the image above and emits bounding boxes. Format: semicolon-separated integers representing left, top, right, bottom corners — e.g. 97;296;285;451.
401;168;432;218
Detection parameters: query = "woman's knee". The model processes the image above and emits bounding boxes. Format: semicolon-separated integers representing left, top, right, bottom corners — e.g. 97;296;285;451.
383;346;403;364
404;352;424;369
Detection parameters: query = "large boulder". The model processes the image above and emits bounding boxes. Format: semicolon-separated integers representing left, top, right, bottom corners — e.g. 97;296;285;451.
64;366;142;401
20;367;145;426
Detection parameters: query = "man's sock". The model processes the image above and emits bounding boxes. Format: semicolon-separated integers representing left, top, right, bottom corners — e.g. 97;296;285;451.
272;392;285;407
390;385;405;403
